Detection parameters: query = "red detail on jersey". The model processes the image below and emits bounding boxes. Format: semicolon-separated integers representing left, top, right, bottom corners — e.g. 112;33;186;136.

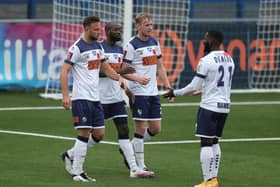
118;57;121;63
97;53;100;59
123;50;127;58
67;52;73;60
152;49;157;55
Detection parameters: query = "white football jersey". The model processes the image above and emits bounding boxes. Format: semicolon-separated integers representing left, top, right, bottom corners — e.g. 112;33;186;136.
123;36;162;96
65;38;105;101
99;41;123;104
197;50;235;113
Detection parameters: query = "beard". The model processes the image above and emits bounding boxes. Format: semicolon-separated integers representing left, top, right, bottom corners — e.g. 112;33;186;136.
204;42;211;53
89;35;98;41
110;34;121;42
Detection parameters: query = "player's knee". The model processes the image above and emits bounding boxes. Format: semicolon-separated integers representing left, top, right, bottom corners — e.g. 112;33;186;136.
92;130;105;142
148;125;161;135
92;134;104;142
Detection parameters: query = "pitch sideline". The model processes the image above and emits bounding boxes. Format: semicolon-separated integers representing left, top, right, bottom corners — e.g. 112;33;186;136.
0;101;280;111
0;129;279;145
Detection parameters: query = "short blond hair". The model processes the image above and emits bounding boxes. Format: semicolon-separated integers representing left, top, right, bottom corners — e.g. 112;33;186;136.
135;12;152;24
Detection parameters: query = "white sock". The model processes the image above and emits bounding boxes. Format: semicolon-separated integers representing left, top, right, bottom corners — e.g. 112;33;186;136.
143;128;152;142
87;134;97;149
200;146;214;181
212;143;221;178
119;139;138;171
72;138;88;175
131;137;145;169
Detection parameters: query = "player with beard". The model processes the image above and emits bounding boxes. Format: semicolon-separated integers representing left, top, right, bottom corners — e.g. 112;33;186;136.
60;16;128;182
97;22;154;178
163;30;235;187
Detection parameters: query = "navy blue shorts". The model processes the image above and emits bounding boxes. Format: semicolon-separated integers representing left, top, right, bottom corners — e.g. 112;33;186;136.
72;100;104;129
131;95;161;121
102;101;128;122
195;107;228;138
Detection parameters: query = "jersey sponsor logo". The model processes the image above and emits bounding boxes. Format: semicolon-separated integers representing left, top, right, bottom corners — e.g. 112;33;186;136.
143;55;158;66
88;60;100;70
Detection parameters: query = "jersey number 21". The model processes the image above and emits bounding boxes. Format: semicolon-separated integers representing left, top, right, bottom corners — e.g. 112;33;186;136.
217;65;233;87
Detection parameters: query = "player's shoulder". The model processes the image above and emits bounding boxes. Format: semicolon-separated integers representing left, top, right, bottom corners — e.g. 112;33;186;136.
68;39;81;53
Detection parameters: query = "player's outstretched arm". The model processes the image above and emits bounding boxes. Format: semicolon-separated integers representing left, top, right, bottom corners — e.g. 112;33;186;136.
174;76;203;96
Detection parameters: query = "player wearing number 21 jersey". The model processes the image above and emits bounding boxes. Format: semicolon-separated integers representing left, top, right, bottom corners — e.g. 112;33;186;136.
163;30;234;187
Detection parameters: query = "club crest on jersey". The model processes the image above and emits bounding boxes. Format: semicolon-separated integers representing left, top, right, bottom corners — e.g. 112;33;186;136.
91;50;101;59
146;47;154;53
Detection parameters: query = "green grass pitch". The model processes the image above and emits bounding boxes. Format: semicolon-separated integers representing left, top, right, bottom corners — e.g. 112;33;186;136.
0;91;279;187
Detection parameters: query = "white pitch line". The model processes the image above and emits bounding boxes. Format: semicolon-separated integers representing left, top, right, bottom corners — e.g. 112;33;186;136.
0;106;64;111
0;101;279;111
162;101;280;107
0;129;279;145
